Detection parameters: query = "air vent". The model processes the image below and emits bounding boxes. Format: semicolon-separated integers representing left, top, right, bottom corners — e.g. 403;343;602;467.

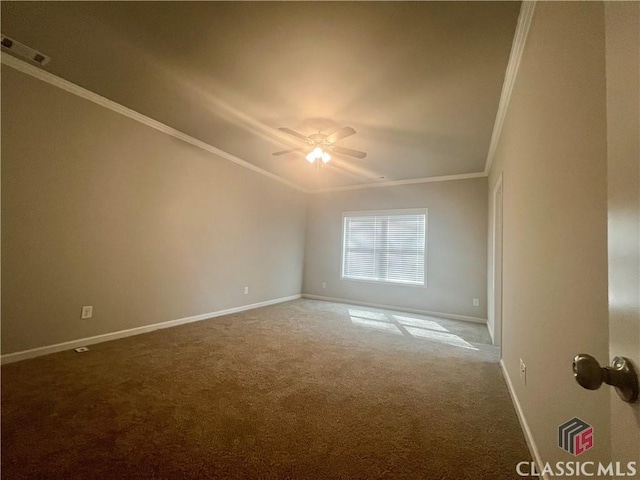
1;34;50;66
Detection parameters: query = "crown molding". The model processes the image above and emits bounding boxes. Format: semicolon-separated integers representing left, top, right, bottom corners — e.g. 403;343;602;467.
309;172;487;194
3;53;495;194
484;1;536;175
1;53;309;193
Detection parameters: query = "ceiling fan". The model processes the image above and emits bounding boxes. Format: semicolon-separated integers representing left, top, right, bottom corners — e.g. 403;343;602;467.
273;126;367;164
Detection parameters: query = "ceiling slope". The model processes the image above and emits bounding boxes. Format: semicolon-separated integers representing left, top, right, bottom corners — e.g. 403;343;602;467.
1;1;521;190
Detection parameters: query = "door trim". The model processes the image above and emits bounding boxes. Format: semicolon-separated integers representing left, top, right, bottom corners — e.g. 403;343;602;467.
489;173;504;351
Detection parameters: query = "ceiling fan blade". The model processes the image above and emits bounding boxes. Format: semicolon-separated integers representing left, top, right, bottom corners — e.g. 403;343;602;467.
326;126;356;143
272;148;306;156
278;127;309;142
331;145;367;159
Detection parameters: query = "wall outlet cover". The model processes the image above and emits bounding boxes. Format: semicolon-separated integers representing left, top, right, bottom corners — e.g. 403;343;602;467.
519;359;527;385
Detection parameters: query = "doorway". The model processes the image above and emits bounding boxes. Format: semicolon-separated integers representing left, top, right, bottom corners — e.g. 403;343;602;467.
490;174;503;350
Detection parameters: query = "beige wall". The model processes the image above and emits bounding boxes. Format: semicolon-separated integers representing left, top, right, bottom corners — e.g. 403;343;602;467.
303;178;488;320
1;67;307;354
488;1;611;466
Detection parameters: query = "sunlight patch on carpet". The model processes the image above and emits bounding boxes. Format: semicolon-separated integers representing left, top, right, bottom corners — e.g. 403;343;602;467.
350;317;403;334
348;309;389;322
349;311;478;350
402;326;479;350
392;315;449;332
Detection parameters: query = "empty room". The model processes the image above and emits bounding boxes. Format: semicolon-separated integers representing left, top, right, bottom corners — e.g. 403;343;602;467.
2;1;638;479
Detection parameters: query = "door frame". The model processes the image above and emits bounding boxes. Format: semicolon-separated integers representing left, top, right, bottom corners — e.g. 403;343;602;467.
489;173;504;352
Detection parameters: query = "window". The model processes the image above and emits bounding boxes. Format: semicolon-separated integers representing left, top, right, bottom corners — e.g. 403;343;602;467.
341;209;427;286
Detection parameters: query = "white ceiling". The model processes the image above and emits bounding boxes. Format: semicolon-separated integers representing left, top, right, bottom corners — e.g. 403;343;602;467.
2;2;521;191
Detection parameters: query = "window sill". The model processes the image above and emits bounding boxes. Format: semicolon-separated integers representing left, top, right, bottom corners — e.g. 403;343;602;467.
340;276;427;289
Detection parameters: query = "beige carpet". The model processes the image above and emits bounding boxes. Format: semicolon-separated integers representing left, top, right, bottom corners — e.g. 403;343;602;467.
1;299;530;479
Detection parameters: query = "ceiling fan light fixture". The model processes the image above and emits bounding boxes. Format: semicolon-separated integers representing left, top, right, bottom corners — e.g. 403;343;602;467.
305;150;317;163
276;126;364;164
306;146;327;164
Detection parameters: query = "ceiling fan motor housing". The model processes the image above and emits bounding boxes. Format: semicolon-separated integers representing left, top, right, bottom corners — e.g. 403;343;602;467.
274;126;367;159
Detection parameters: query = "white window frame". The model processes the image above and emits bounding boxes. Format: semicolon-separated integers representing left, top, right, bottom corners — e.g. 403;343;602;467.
340;208;428;288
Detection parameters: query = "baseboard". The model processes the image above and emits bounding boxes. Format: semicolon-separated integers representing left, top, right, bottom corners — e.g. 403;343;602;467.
499;359;548;480
1;294;301;365
301;294;487;324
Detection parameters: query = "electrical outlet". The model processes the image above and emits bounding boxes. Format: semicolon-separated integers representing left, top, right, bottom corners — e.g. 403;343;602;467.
74;347;89;353
244;286;249;295
322;281;327;289
520;359;527;385
81;306;93;319
473;298;480;307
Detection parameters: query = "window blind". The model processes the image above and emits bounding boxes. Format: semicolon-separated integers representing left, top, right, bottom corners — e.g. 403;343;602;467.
342;210;426;286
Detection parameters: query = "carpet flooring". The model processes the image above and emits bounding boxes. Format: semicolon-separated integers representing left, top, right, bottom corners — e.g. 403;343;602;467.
1;299;530;479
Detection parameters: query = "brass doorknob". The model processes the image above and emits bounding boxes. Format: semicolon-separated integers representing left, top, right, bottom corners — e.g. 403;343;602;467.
573;354;639;403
